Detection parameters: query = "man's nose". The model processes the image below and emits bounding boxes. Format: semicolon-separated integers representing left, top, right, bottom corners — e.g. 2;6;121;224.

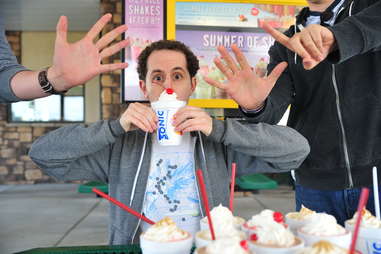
163;78;173;89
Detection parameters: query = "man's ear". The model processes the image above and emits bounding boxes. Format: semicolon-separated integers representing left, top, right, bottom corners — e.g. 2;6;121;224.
190;76;197;92
139;80;149;99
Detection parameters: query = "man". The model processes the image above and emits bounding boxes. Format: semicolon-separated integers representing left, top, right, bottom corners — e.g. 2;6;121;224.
205;0;381;225
0;14;128;102
29;40;309;244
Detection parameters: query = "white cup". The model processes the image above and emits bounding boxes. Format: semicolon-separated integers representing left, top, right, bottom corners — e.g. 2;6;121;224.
297;228;352;249
285;217;311;235
248;236;305;254
140;233;193;254
345;221;381;254
151;100;186;146
195;230;246;249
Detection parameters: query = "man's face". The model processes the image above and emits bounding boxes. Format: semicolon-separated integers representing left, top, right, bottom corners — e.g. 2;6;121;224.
140;49;197;102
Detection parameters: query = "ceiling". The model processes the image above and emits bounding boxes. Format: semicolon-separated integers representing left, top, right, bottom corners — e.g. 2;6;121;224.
0;0;100;31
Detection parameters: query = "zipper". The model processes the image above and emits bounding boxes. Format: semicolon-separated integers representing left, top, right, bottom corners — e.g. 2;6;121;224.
194;132;205;217
331;64;354;188
131;133;150;244
130;184;149;244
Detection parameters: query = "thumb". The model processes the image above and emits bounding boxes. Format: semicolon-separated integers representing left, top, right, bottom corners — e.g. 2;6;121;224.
56;16;68;43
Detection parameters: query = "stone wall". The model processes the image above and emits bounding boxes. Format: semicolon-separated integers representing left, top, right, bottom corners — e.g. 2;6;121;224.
100;0;125;120
0;0;124;184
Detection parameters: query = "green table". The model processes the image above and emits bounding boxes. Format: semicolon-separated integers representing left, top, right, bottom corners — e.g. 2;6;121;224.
14;245;141;254
15;245;196;254
236;173;278;190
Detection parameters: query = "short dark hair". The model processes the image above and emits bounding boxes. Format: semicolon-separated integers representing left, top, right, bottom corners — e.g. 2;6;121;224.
137;39;199;81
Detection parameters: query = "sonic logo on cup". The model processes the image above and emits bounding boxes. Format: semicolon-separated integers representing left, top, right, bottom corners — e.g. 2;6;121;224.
369;241;381;254
157;110;169;141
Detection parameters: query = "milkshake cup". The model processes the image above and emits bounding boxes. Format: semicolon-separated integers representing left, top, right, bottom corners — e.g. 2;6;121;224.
247;213;303;254
248;237;304;254
195;229;246;248
151;90;186;146
298;240;361;254
242;209;286;236
194;238;251;254
140;217;193;254
200;216;244;231
345;209;381;254
285;206;316;234
297;213;351;248
199;204;245;231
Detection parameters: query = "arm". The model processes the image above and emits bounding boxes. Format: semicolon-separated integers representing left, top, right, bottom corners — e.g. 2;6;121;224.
208;118;310;173
28;120;125;182
2;14;129;101
328;0;381;63
0;24;28;102
263;1;381;68
29;102;158;182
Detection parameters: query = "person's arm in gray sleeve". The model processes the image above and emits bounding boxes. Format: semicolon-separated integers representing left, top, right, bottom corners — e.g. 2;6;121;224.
28;119;125;182
0;24;27;102
1;15;129;102
328;0;381;63
207;118;310;173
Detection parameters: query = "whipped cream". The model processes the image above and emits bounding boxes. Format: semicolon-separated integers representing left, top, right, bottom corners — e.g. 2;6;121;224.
201;204;244;226
157;90;178;102
300;213;346;236
143;217;189;242
253;221;296;247
200;204;243;239
298;240;348;254
246;209;283;228
347;209;381;229
287;205;316;221
201;238;250;254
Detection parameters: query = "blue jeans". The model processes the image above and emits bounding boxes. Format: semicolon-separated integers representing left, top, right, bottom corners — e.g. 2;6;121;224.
295;184;381;226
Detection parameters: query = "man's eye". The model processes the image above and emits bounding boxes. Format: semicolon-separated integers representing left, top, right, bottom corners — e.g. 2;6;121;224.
153;75;163;82
174;73;183;80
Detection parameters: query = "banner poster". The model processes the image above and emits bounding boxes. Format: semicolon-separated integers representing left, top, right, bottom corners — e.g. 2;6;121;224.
123;0;164;101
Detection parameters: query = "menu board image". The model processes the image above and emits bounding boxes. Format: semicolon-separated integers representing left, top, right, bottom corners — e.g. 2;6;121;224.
122;0;165;102
168;0;304;107
177;27;274;99
176;2;298;29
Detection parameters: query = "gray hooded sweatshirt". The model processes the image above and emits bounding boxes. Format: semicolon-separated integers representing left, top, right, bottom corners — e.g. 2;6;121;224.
29;118;309;244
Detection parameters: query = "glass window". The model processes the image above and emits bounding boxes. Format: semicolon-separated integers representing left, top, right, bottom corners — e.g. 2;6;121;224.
9;86;84;123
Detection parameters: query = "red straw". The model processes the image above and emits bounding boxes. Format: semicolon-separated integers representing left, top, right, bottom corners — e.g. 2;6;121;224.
229;163;237;212
196;169;216;240
92;188;155;225
349;188;370;254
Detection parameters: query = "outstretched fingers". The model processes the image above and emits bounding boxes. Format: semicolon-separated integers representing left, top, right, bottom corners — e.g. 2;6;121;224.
266;62;288;85
96;24;128;50
231;44;251;70
86;14;112;41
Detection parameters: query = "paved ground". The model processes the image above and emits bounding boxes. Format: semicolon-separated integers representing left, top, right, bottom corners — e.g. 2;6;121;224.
0;184;295;254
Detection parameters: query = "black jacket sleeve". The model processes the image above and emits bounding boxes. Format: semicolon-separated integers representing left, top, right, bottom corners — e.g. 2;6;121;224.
328;0;381;63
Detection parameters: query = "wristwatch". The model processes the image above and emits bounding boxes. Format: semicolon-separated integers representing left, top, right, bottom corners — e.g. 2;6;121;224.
38;69;67;95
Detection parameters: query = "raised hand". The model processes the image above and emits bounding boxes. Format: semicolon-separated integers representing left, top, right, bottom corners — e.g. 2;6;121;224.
173;106;213;136
204;44;287;110
263;23;336;70
48;14;130;91
119;103;158;133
